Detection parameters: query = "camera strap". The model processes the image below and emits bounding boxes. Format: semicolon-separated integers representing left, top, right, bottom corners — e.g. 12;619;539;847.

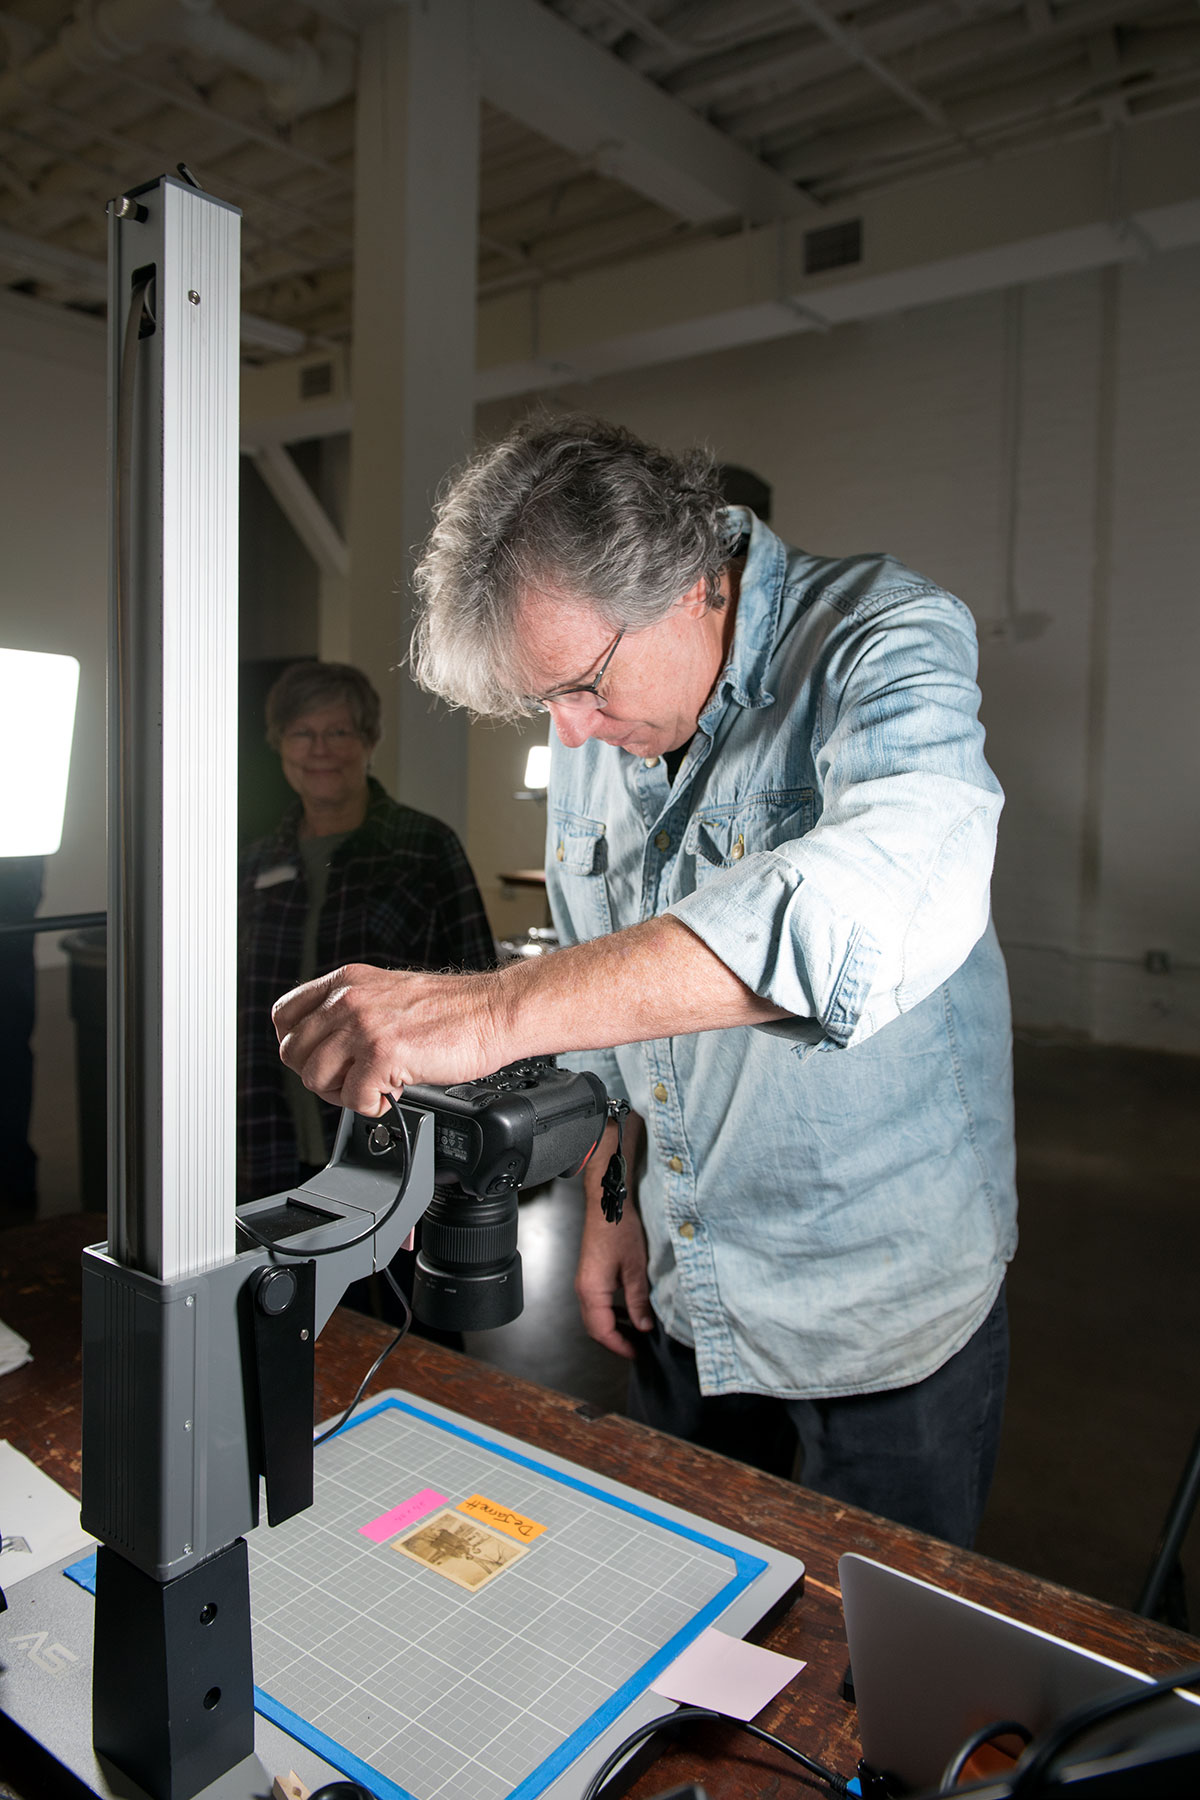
600;1098;630;1224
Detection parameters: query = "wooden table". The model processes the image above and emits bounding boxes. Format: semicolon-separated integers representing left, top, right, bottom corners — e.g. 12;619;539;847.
2;1214;1198;1799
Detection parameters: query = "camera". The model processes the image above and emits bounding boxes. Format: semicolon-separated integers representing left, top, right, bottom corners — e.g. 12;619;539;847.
376;1057;609;1332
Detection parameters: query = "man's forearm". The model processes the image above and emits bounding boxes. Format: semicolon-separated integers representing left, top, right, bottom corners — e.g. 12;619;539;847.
493;914;787;1063
273;914;787;1114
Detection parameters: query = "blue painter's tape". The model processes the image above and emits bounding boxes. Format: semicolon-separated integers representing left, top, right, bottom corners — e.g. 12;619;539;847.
253;1686;419;1800
65;1551;97;1593
64;1397;770;1800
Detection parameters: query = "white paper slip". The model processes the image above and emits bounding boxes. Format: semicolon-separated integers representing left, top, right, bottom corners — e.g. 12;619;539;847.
0;1440;95;1589
651;1625;807;1720
0;1317;31;1378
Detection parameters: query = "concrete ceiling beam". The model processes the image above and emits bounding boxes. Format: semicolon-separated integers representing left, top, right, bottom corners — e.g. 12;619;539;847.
474;0;820;222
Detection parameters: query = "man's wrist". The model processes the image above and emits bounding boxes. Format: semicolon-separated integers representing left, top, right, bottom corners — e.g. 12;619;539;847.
473;959;530;1070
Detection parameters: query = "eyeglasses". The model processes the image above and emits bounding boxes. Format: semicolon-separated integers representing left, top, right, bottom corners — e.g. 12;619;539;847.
525;630;625;715
281;726;363;750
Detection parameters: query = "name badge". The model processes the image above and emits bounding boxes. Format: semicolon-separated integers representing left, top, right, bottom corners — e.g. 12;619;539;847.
254;863;297;890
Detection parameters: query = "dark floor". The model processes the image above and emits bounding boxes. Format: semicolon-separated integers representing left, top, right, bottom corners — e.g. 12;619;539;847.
22;966;1200;1624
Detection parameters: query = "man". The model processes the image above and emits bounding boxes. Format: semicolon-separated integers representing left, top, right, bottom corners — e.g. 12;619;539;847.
273;416;1017;1548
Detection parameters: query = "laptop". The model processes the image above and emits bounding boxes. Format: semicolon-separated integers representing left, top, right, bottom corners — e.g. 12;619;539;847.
839;1552;1200;1794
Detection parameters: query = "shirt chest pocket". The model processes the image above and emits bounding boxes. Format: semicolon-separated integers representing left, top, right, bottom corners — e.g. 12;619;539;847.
551;811;613;937
685;788;816;876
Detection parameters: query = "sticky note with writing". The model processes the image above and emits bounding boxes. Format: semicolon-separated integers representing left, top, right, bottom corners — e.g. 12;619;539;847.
358;1489;447;1543
456;1494;546;1543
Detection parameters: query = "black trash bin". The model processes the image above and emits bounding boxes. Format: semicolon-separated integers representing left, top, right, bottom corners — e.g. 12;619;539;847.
61;926;106;1213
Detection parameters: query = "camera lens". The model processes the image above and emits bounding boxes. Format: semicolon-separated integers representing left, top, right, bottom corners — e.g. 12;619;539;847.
411;1184;524;1332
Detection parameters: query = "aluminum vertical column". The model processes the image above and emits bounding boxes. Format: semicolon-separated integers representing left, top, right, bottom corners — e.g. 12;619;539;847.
106;174;239;1283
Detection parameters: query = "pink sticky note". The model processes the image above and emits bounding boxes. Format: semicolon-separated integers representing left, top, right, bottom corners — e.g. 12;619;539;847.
359;1489;447;1543
651;1627;806;1721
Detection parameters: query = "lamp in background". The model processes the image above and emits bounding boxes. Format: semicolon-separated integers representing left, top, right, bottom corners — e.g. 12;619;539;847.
0;648;80;855
515;741;551;801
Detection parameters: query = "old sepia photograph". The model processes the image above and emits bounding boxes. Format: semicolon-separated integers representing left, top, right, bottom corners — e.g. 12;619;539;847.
392;1508;531;1591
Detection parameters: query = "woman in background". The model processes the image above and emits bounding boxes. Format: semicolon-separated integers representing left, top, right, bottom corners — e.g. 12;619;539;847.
238;659;494;1202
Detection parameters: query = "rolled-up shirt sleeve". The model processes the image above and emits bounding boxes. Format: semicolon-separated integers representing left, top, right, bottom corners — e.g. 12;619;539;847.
667;586;1002;1049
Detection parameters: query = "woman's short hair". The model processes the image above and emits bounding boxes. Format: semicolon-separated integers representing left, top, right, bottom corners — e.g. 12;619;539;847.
411;414;730;719
264;661;382;751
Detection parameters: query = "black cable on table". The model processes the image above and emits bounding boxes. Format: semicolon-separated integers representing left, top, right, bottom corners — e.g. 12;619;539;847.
578;1704;852;1800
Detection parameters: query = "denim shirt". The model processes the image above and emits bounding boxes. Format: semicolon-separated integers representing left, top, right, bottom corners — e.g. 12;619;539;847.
545;512;1017;1400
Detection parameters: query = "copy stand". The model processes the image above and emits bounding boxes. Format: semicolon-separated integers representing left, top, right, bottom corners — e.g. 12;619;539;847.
0;172;438;1800
88;168;254;1799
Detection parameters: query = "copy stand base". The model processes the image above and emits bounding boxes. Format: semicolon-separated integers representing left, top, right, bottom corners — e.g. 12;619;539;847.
0;1550;346;1800
93;1541;253;1800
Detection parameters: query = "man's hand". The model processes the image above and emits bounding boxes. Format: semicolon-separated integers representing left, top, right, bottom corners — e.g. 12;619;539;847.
575;1115;654;1358
272;963;505;1114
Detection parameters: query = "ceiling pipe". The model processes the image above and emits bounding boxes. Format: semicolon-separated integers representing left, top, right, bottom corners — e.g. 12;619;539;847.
0;0;355;124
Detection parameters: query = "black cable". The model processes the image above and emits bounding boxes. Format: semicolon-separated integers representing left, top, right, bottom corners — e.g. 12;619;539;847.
312;1264;413;1448
939;1719;1032;1791
237;1102;413;1260
579;1705;851;1800
1008;1660;1200;1795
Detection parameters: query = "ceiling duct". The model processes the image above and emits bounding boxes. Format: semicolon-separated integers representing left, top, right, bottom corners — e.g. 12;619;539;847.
804;217;863;273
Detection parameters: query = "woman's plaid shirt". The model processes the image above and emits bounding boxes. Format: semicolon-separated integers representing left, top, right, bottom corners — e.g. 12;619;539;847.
237;779;494;1198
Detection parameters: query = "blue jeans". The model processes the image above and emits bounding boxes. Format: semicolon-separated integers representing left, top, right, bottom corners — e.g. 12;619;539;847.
627;1284;1008;1548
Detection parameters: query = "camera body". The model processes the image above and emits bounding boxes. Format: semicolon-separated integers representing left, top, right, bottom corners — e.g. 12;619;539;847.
403;1057;610;1197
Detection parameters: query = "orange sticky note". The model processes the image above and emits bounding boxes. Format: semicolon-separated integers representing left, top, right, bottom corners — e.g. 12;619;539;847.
456;1494;546;1542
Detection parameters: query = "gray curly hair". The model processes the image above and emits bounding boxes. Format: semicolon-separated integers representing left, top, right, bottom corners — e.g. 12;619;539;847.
410;414;730;720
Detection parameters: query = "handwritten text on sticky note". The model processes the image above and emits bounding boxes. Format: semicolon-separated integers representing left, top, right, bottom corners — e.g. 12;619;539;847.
456;1494;546;1542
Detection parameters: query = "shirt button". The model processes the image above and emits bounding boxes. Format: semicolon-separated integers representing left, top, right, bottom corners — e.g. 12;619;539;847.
643;756;660;768
668;1155;683;1173
678;1221;695;1241
653;1082;668;1103
731;833;745;860
555;842;564;861
655;830;671;852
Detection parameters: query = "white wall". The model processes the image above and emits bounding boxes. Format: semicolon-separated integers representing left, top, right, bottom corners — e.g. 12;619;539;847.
0;294;107;967
475;244;1200;1051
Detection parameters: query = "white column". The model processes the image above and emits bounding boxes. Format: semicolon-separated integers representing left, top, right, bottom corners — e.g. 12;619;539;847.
348;0;479;834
